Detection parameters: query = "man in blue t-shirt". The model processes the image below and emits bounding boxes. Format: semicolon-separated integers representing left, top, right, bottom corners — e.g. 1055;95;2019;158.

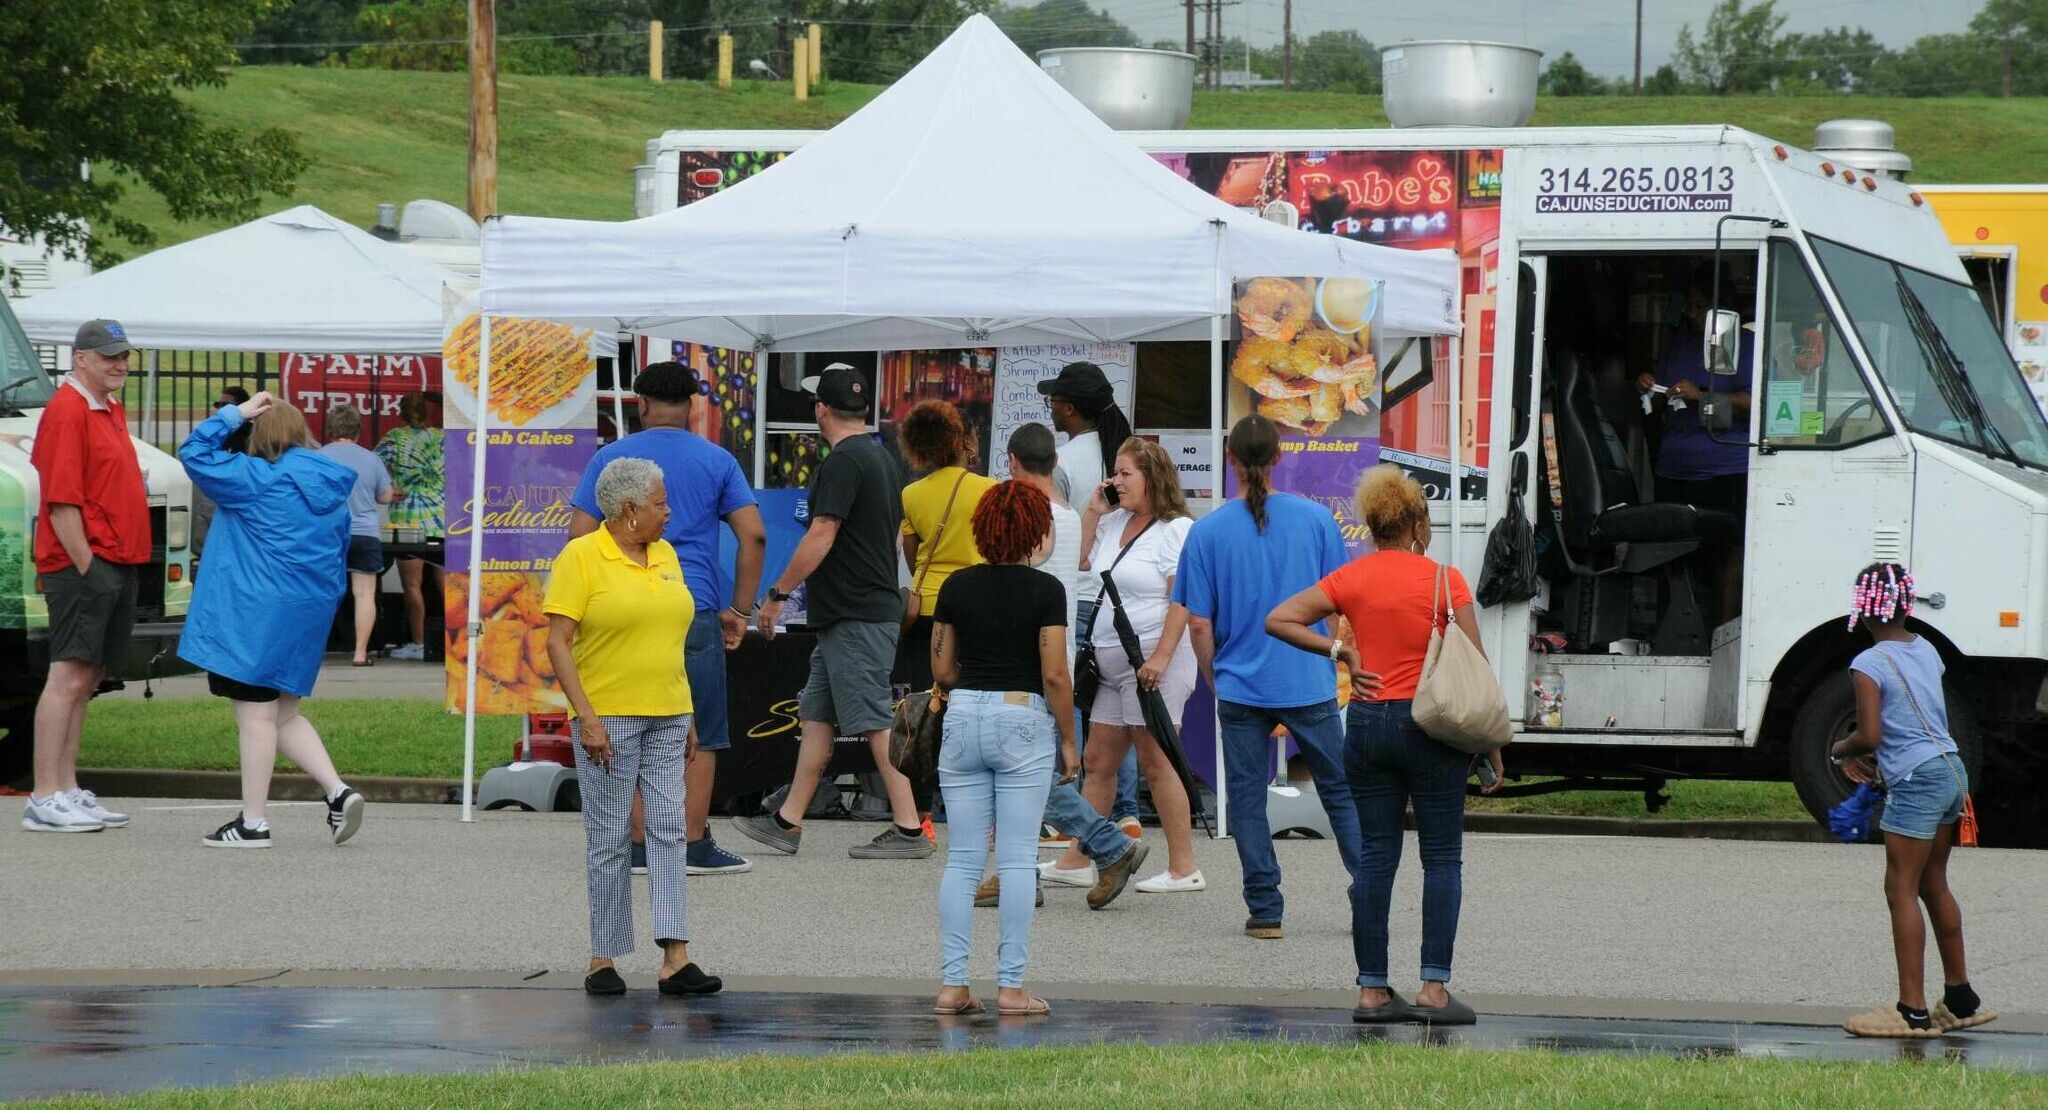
570;362;766;876
1172;417;1360;939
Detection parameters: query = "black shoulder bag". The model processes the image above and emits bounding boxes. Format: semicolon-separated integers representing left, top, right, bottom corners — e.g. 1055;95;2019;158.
1073;517;1155;725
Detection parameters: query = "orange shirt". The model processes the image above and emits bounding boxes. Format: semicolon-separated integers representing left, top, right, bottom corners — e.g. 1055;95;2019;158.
1318;550;1473;702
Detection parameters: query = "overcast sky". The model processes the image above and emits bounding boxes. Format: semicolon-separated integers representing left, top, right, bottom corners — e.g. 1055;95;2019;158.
1102;0;1990;79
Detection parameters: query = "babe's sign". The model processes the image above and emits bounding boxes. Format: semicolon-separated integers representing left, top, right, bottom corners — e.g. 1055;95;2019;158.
280;353;442;441
1289;152;1459;245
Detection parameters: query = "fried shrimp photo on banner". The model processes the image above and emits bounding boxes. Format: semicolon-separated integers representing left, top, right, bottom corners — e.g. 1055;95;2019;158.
1238;277;1313;343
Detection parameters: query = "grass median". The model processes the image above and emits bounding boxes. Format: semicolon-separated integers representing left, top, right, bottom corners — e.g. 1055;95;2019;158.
83;698;1810;822
29;1042;2047;1108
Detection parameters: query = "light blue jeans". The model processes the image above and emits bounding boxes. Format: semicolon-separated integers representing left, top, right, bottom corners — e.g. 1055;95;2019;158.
938;689;1057;988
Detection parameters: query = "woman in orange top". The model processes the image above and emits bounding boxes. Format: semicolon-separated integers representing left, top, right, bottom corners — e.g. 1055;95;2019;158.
1267;465;1504;1026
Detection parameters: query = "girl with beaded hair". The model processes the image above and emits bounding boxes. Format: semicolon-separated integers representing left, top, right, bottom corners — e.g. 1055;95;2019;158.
1831;562;1995;1038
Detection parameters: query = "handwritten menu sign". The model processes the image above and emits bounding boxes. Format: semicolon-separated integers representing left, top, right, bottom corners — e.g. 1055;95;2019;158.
990;343;1134;479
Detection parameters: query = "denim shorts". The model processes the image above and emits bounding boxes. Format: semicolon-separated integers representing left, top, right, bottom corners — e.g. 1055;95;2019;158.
1880;752;1968;840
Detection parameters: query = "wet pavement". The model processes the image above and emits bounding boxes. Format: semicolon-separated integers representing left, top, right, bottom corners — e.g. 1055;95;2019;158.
1;985;2043;1100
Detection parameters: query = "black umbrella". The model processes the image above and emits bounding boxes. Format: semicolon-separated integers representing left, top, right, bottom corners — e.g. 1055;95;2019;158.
1098;572;1212;835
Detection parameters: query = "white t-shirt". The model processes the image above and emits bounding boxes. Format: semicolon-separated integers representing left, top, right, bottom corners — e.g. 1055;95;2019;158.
1086;509;1193;653
1036;502;1082;663
1053;431;1103;600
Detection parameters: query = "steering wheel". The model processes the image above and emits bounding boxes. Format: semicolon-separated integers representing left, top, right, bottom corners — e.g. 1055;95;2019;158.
1818;398;1875;445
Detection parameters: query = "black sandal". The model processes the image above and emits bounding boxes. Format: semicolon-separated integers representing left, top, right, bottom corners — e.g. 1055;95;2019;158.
658;963;722;996
584;967;626;995
1352;988;1409;1024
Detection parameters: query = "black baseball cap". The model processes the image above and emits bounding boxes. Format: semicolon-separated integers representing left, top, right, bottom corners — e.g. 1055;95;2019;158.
1034;360;1113;406
801;362;868;415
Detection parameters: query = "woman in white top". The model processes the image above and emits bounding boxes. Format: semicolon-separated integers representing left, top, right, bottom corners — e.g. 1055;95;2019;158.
1065;437;1202;893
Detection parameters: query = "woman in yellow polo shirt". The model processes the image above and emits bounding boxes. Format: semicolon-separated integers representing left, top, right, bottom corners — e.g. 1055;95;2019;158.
544;457;720;999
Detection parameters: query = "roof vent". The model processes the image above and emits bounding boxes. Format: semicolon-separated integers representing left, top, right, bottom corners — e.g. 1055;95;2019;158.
1812;119;1912;181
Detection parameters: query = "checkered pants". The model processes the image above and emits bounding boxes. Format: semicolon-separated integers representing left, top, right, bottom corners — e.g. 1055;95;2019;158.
572;713;691;958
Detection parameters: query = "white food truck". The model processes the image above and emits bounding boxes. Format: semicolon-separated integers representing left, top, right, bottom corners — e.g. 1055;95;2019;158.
635;122;2048;843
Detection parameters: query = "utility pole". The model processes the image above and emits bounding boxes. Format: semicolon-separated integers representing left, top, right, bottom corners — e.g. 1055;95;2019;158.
1185;0;1195;56
467;0;496;221
2002;0;2015;98
1632;0;1643;95
1283;0;1293;90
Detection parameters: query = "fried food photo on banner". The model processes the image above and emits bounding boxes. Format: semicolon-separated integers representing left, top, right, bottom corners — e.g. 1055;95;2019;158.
444;571;564;713
1231;277;1378;435
444;314;593;426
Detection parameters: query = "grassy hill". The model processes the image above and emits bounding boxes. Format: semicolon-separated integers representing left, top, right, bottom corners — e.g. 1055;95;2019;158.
108;66;2048;256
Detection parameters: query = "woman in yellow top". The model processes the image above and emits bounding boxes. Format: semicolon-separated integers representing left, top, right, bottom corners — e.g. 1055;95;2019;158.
544;457;720;1000
896;400;998;693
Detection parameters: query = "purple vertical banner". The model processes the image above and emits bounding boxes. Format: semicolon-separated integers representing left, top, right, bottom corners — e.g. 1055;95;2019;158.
442;428;598;573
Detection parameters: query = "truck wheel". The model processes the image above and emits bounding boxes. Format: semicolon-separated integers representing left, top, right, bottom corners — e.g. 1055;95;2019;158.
0;714;29;788
1790;669;1984;826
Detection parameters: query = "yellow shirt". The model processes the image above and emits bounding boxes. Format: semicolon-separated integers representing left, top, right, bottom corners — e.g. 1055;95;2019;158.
901;467;998;606
542;528;694;717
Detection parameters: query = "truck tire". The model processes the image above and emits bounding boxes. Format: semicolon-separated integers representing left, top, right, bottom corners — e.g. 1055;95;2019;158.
1790;669;1983;827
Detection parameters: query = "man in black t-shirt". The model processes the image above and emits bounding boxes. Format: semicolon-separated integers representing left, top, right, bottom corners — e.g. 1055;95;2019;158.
736;365;932;860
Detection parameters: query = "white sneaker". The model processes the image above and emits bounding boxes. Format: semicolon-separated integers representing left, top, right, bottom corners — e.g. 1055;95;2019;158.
1038;859;1096;887
389;642;426;662
1134;869;1206;894
66;789;129;829
22;794;105;833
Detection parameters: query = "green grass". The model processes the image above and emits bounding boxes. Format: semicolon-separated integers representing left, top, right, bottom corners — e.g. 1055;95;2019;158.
25;1042;2048;1108
110;67;2048;256
83;697;518;781
82;696;1808;821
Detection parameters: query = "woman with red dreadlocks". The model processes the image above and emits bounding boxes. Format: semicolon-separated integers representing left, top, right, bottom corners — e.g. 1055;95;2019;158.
928;480;1075;1018
1832;562;1995;1038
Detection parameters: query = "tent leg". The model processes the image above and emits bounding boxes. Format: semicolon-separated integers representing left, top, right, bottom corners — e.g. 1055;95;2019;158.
1446;329;1462;567
751;346;766;488
461;313;493;824
1209;311;1228;840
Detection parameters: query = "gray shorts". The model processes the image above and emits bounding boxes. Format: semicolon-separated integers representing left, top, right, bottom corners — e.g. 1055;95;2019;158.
798;620;899;736
44;560;139;668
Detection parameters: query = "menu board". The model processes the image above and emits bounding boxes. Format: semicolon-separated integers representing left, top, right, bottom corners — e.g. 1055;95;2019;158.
990;343;1134;479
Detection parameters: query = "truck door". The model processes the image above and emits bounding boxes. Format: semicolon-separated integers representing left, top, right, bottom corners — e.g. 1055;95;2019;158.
1743;238;1909;737
1492;258;1544;723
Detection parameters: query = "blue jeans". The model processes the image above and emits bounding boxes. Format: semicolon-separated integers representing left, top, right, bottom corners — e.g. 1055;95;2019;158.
1346;700;1468;987
684;610;730;751
1042;776;1135;864
1219;698;1360;925
1075;600;1140;823
938;690;1056;988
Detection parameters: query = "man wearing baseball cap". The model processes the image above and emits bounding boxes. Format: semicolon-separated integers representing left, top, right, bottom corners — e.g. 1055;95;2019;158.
569;361;767;877
734;363;932;860
23;320;150;833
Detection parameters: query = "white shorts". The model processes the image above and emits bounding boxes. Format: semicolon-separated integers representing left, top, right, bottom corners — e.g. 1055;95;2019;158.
1090;643;1196;729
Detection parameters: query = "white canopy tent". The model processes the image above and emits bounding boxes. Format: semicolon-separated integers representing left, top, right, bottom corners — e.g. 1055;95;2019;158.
468;14;1464;826
12;205;453;354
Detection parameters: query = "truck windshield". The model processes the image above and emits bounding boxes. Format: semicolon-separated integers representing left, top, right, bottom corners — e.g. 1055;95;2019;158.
1813;237;2048;468
0;301;58;410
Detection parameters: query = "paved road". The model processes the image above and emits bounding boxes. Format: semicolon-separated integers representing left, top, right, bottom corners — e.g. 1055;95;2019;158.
2;800;2042;1025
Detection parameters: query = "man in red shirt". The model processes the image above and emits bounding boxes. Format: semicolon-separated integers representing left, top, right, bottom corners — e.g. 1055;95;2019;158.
23;319;151;834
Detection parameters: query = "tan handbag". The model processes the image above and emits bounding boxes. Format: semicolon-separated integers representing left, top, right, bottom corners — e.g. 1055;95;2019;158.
1411;563;1513;754
903;470;970;633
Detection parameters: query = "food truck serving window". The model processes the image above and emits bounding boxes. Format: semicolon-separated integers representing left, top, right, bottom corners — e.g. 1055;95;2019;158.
1813;237;2048;468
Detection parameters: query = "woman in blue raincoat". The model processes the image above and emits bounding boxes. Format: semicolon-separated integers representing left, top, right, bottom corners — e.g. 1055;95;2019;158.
178;392;366;850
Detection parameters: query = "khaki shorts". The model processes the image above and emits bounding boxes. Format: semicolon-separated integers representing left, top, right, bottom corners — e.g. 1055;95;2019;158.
44;560;139;667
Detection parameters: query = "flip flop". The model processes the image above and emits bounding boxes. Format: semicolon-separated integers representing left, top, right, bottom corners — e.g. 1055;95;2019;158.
352;659;375;667
932;997;984;1015
1934;1002;1998;1032
997;996;1051;1016
1843;1005;1941;1039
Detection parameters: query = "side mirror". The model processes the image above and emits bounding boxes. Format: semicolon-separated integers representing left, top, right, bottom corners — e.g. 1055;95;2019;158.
1704;309;1741;377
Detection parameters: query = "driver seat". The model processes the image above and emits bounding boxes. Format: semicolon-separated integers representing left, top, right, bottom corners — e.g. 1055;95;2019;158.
1543;350;1729;653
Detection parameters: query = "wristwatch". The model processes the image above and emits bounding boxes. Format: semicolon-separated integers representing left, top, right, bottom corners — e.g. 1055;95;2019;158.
766;586;795;604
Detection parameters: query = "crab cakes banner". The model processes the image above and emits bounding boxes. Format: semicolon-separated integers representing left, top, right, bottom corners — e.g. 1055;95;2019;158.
440;311;601;715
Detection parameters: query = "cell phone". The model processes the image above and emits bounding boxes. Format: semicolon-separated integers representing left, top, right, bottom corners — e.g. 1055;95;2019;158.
1473;757;1499;789
1102;480;1120;506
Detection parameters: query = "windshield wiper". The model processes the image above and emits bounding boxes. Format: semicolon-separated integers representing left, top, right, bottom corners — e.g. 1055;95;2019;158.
1895;278;2030;470
0;374;45;410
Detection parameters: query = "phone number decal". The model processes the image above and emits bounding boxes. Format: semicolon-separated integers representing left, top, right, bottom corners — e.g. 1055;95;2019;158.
1533;164;1736;214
